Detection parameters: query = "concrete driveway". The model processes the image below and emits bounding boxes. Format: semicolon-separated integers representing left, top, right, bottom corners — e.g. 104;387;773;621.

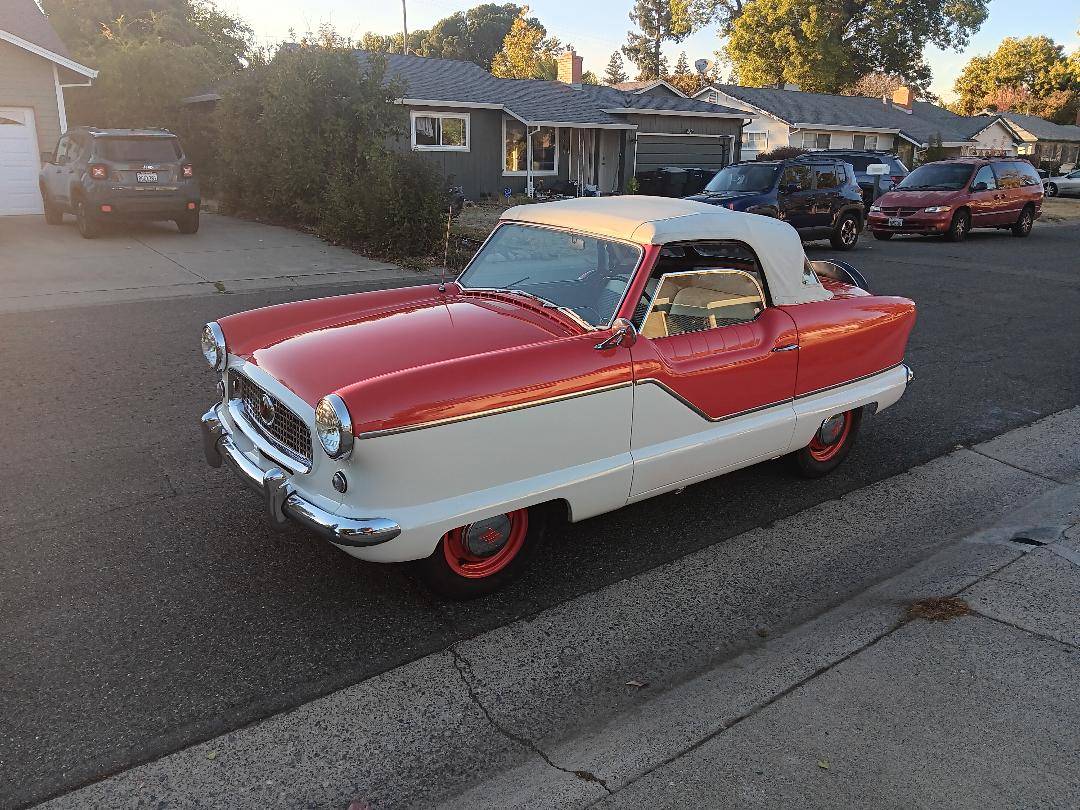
0;212;426;312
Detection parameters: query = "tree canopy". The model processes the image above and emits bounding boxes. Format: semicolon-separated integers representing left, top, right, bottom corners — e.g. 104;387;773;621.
490;8;561;80
952;36;1080;124
622;0;695;81
604;51;629;85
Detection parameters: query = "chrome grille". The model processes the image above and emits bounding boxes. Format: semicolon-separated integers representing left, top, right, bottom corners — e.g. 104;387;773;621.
880;206;920;217
232;372;312;465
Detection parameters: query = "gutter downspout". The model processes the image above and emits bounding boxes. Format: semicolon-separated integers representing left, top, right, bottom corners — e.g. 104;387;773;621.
527;125;535;197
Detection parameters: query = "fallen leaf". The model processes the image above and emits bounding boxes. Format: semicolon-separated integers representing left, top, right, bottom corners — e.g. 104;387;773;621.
817;759;830;770
625;679;647;689
206;751;218;761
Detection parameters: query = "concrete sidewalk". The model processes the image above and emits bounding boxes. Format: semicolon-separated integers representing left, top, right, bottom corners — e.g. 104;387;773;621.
40;410;1080;809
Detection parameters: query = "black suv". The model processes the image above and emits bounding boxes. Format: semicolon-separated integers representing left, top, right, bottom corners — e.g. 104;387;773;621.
39;127;200;238
801;149;910;203
686;157;865;250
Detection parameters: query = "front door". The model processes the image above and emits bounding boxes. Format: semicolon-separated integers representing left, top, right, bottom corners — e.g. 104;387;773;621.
627;268;799;498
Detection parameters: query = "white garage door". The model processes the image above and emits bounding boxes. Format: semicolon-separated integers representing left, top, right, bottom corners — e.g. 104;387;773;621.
0;107;44;216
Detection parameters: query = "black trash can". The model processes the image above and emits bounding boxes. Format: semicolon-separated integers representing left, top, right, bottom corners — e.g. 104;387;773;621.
634;170;662;196
657;166;688;197
684;168;715;196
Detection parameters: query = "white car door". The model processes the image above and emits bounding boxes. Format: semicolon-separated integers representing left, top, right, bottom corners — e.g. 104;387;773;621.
1058;170;1080;195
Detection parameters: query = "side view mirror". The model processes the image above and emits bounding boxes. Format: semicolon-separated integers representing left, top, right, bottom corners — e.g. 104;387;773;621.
40;151;54;164
972;181;988;192
594;318;638;350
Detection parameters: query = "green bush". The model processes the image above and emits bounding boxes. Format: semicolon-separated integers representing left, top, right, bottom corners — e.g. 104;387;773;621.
213;46;446;259
754;146;809;161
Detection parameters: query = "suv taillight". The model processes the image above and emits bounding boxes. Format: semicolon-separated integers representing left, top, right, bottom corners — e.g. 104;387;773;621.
182;164;194;178
891;175;905;183
89;164;108;180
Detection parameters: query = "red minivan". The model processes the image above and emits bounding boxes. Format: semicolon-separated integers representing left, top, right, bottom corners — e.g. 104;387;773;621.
867;157;1043;242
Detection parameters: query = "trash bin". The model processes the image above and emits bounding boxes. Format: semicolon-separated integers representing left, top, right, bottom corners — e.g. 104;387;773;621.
657;166;688;198
683;168;715;196
634;170;662;196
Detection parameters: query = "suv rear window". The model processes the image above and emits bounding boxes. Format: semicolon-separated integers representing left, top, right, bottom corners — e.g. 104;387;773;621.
98;137;182;162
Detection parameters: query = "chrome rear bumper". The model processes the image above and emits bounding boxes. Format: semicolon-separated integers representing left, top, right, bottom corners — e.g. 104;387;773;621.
200;407;400;547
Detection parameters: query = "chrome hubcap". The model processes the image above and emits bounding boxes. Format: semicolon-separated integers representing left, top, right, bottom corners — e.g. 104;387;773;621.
463;514;512;557
817;414;846;446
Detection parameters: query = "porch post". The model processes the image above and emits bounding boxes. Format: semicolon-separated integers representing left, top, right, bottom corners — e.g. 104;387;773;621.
526;126;534;197
616;130;627;194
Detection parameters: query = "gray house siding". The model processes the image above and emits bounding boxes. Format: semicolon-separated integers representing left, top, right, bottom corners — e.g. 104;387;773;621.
0;42;61;152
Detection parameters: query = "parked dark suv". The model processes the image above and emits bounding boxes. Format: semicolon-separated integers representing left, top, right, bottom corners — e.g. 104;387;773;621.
798;150;909;203
39;127;200;238
686;158;865;250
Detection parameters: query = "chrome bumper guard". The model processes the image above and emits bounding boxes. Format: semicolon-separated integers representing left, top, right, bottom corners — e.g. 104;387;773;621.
201;408;400;547
903;363;915;384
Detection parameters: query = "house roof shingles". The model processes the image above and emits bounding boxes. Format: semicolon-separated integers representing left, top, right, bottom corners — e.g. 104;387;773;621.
371;52;746;127
997;112;1080;142
0;0;73;59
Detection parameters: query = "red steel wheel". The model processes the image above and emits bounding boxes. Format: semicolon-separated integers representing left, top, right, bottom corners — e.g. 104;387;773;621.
807;411;852;462
441;510;529;579
792;407;863;478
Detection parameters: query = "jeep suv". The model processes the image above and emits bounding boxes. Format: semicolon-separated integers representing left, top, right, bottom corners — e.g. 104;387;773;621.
686;157;865;250
798;150;909;204
39;127;200;238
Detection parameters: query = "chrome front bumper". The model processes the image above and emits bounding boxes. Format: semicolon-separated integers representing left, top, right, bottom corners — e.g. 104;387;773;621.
200;407;400;547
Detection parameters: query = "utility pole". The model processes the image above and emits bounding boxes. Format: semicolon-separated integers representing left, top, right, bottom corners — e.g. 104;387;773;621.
402;0;409;55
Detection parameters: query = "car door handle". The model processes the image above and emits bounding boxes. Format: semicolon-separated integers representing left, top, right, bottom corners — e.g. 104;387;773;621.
772;343;799;352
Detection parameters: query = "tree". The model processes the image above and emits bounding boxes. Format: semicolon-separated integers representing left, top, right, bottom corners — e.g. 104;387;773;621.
718;0;989;95
419;4;524;69
665;50;702;95
952;36;1079;124
844;72;905;99
581;70;601;85
622;0;694;81
490;8;560;80
604;51;628;85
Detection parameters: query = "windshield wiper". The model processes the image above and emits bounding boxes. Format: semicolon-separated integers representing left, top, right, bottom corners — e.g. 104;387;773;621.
496;289;592;329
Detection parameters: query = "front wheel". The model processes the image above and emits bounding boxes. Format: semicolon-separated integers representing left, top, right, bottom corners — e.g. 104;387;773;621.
944;210;970;242
830;213;860;250
1011;205;1034;238
413;507;544;599
791;408;863;478
1044;183;1058;198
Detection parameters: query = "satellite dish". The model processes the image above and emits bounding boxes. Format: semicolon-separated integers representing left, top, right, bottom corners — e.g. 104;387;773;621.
694;58;708;75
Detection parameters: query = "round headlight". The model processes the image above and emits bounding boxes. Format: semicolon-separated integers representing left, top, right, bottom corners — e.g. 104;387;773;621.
201;322;226;371
315;394;353;460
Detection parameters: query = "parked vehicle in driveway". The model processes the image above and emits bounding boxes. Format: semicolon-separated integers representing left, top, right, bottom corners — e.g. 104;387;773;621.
1044;168;1080;197
796;149;909;203
199;197;916;599
39;127;200;238
685;157;865;250
867;157;1043;242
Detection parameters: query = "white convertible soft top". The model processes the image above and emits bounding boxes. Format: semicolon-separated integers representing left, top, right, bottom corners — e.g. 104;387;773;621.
501;196;832;306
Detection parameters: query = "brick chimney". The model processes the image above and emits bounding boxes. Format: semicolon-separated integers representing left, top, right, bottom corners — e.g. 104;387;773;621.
892;85;914;113
558;49;583;86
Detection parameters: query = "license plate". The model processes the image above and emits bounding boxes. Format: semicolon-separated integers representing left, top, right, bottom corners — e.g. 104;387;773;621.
888;217;904;227
136;172;159;183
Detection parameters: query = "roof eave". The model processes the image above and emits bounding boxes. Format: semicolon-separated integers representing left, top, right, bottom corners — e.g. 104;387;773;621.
603;107;746;120
0;29;96;77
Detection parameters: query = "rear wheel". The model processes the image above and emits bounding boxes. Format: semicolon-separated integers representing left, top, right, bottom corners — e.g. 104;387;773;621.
75;199;100;239
42;191;63;225
872;231;893;241
1044;183;1058;198
1011;205;1034;238
830;213;860;250
176;209;200;234
414;507;544;599
944;210;970;242
791;408;863;478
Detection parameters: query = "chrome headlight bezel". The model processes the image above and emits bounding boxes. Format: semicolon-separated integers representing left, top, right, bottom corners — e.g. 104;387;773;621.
924;205;952;213
315;394;354;460
201;322;227;371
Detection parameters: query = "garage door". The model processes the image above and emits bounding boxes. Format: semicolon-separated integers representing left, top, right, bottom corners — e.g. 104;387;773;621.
636;134;731;172
0;107;44;216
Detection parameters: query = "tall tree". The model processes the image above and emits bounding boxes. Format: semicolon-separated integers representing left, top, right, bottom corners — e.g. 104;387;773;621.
718;0;988;94
665;50;701;95
490;8;560;80
419;4;524;69
604;51;628;85
952;36;1079;123
622;0;694;81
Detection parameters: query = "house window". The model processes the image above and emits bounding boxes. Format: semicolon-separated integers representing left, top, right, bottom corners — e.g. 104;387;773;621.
411;111;470;151
741;132;768;151
503;118;558;175
800;131;831;150
853;134;878;150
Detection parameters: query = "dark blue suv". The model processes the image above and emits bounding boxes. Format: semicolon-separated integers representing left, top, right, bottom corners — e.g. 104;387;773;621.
686;158;865;250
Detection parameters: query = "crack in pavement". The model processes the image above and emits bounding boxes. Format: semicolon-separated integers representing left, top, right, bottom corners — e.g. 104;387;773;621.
966;446;1069;486
131;235;210;283
448;646;613;796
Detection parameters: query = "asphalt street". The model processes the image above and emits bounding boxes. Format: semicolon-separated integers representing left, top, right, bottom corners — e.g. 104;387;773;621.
2;219;1079;808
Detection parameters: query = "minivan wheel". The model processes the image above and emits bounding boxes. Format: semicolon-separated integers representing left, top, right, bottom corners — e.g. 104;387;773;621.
945;210;970;242
1044;183;1058;198
830;214;860;250
42;193;63;225
1011;205;1034;237
75;200;100;239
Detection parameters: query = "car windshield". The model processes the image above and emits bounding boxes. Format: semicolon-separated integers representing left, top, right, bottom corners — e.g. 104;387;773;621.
895;163;972;191
99;137;182;162
457;223;642;328
704;164;779;193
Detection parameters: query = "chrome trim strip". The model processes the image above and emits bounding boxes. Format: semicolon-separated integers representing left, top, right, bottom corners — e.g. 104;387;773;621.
795;363;903;400
358;380;635;440
201;408;401;547
636;379;792;423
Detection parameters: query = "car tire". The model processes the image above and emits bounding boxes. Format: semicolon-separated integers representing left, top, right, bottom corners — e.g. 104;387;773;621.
1011;205;1035;238
944;210;970;242
791;407;863;478
42;191;63;225
413;506;546;600
75;199;100;239
1044;183;1058;198
830;213;860;250
176;210;200;234
872;231;893;241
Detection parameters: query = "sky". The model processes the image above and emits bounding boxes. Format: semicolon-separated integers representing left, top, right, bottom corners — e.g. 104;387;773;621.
220;0;1080;101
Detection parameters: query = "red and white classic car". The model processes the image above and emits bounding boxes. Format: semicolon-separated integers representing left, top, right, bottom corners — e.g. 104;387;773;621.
200;197;915;598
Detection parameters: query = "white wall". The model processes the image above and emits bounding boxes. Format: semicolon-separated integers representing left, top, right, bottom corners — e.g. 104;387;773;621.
969;120;1018;155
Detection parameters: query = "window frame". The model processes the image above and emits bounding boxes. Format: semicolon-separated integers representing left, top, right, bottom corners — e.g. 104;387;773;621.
410;110;471;152
639;267;769;340
502;117;559;176
741;131;768;150
852;134;878;151
971;164;997;190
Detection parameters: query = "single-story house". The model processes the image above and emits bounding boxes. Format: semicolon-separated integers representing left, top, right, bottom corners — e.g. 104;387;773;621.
992;112;1080;172
694;84;1020;168
375;50;749;199
0;0;95;215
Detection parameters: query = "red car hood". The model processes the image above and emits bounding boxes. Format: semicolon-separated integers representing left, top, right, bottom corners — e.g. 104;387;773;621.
221;285;579;406
877;189;964;207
